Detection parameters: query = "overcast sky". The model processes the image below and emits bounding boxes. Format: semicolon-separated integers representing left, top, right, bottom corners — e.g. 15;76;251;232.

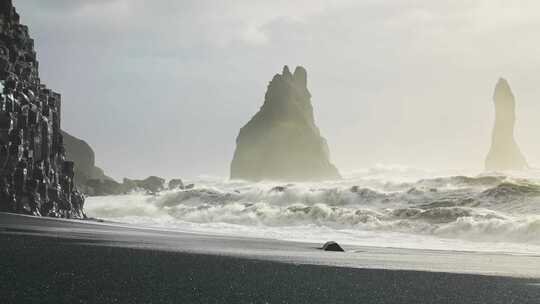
14;0;540;180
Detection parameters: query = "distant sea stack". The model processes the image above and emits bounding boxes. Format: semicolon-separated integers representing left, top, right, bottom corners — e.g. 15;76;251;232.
485;78;528;171
0;1;85;217
231;66;341;181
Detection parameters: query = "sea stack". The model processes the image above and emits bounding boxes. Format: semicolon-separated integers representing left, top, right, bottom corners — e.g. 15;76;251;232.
0;1;85;217
230;66;341;181
485;78;528;171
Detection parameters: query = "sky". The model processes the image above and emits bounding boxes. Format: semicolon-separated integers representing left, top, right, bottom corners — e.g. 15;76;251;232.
14;0;540;180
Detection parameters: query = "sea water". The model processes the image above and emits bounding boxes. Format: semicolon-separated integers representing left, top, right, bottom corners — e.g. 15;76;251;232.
84;166;540;255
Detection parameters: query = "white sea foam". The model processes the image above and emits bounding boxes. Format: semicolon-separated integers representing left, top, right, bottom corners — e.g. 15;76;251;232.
85;167;540;254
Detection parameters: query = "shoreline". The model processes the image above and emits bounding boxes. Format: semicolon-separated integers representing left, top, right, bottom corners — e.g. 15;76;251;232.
2;212;540;279
1;234;539;303
2;213;540;303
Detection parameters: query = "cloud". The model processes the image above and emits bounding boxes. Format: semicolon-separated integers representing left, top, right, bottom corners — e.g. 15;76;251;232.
24;0;123;11
11;0;540;178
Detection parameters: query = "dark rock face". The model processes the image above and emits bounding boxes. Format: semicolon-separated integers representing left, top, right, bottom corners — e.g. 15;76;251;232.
485;78;528;171
231;66;341;182
321;241;345;252
0;1;85;218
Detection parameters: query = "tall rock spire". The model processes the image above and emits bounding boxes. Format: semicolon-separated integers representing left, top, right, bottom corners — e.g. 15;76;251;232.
485;78;528;171
230;66;341;181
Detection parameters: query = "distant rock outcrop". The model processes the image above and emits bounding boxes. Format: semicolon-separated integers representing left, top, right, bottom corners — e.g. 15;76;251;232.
82;176;168;196
123;176;165;194
61;130;111;185
0;1;84;218
230;66;341;181
485;78;528;171
60;132;171;196
168;178;184;190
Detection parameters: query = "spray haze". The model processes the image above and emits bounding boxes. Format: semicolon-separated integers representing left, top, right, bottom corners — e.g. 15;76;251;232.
4;4;540;302
11;0;540;179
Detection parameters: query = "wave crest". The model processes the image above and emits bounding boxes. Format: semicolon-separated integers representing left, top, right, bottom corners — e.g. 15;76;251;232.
85;172;540;249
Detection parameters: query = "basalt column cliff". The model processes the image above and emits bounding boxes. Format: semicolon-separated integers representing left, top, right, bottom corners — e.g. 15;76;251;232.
485;78;528;171
231;66;341;181
0;1;85;218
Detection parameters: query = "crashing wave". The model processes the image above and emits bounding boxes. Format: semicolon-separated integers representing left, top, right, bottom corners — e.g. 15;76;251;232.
480;182;540;200
84;170;540;251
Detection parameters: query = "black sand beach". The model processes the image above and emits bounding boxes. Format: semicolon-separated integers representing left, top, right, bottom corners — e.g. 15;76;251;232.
1;213;539;304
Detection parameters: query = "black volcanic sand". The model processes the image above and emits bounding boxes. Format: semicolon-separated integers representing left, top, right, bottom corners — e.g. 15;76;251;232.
1;234;539;304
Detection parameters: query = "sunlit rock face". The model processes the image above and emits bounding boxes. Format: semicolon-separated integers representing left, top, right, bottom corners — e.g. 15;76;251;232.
485;78;528;171
231;66;341;181
0;1;85;218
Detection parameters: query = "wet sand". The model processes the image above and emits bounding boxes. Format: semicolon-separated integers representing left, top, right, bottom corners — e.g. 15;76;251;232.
1;212;539;303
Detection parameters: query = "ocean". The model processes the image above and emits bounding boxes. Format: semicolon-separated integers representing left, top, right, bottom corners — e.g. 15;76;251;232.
85;166;540;255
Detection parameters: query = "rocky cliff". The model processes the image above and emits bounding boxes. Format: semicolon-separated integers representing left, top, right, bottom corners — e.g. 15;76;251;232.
61;130;111;185
231;66;341;181
485;78;528;171
0;1;85;218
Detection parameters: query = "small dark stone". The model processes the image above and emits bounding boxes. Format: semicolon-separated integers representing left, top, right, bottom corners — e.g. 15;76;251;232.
321;241;345;252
